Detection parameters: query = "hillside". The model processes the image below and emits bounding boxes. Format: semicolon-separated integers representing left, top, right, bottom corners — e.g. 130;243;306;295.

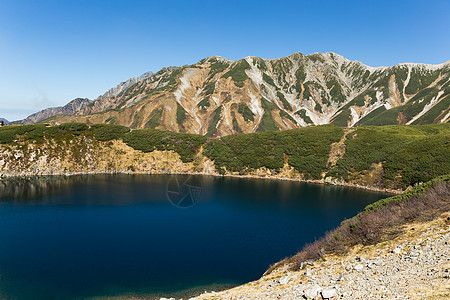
0;123;448;191
22;52;450;136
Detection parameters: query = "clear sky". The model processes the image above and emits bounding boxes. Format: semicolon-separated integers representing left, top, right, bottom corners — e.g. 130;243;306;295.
1;0;449;121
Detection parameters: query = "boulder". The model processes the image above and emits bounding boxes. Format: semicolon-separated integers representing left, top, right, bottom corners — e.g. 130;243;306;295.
354;264;364;272
279;275;290;285
304;284;322;299
321;287;338;299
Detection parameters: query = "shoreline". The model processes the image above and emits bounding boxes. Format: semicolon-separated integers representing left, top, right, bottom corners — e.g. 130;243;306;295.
0;169;408;300
0;169;403;195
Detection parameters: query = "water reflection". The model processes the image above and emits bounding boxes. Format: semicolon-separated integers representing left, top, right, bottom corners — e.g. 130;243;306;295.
0;174;215;206
0;176;75;201
0;174;388;300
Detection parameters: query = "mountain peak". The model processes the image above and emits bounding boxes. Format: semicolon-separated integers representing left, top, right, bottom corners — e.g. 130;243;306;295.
19;51;450;134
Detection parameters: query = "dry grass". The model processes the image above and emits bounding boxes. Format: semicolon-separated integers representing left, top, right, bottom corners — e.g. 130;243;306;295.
289;180;450;271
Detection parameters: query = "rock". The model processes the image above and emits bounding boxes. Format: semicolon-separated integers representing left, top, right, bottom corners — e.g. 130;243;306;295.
410;251;420;257
321;287;338;299
279;275;290;285
304;284;322;299
305;268;312;276
354;264;364;272
392;248;401;254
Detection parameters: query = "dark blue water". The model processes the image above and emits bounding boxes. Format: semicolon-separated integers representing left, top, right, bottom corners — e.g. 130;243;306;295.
0;175;387;299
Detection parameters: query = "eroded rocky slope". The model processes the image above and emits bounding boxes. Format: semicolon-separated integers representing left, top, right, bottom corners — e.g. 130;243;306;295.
21;98;93;124
23;52;450;136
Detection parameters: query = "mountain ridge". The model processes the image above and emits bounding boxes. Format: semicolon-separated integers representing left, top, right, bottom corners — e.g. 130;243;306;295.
21;98;93;124
20;51;450;135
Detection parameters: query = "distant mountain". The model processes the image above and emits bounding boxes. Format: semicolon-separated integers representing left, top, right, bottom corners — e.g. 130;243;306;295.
0;118;9;124
21;52;450;136
20;98;93;124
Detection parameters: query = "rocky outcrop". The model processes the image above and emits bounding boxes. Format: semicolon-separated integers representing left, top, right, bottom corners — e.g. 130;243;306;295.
0;137;215;177
99;71;154;99
20;98;93;124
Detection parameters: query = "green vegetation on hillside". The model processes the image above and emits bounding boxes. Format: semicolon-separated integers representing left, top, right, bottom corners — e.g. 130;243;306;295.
204;82;215;95
0;123;89;143
145;109;163;129
236;103;255;122
405;69;440;94
257;98;278;132
328;124;450;189
197;97;211;109
1;122;448;190
357;106;387;126
331;109;351;127
413;95;450;124
222;60;250;87
326;78;346;103
263;73;275;86
277;91;293;111
204;125;343;179
89;124;130;141
176;103;187;131
231;111;242;133
280;111;297;124
294;109;313;124
206;107;222;137
208;60;229;75
0;123;205;163
105;116;117;124
361;87;449;126
122;129;206;163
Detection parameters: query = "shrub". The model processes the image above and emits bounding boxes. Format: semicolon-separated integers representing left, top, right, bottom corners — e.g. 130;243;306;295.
330;124;450;189
204;125;343;179
122;129;207;163
290;176;450;271
89;124;130;141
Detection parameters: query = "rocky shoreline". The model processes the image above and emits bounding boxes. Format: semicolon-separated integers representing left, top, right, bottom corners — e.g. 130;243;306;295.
191;214;450;300
0;135;404;195
0;169;402;195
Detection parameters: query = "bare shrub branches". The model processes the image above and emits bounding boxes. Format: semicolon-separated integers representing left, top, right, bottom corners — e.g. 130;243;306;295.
290;179;450;271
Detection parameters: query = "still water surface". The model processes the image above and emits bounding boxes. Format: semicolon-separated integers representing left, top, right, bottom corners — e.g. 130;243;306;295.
0;175;387;299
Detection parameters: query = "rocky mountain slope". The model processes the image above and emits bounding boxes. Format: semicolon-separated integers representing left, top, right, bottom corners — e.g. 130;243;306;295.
21;52;450;136
21;98;93;124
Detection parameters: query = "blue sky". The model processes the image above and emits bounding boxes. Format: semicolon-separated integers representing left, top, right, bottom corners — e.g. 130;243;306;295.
1;0;449;121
